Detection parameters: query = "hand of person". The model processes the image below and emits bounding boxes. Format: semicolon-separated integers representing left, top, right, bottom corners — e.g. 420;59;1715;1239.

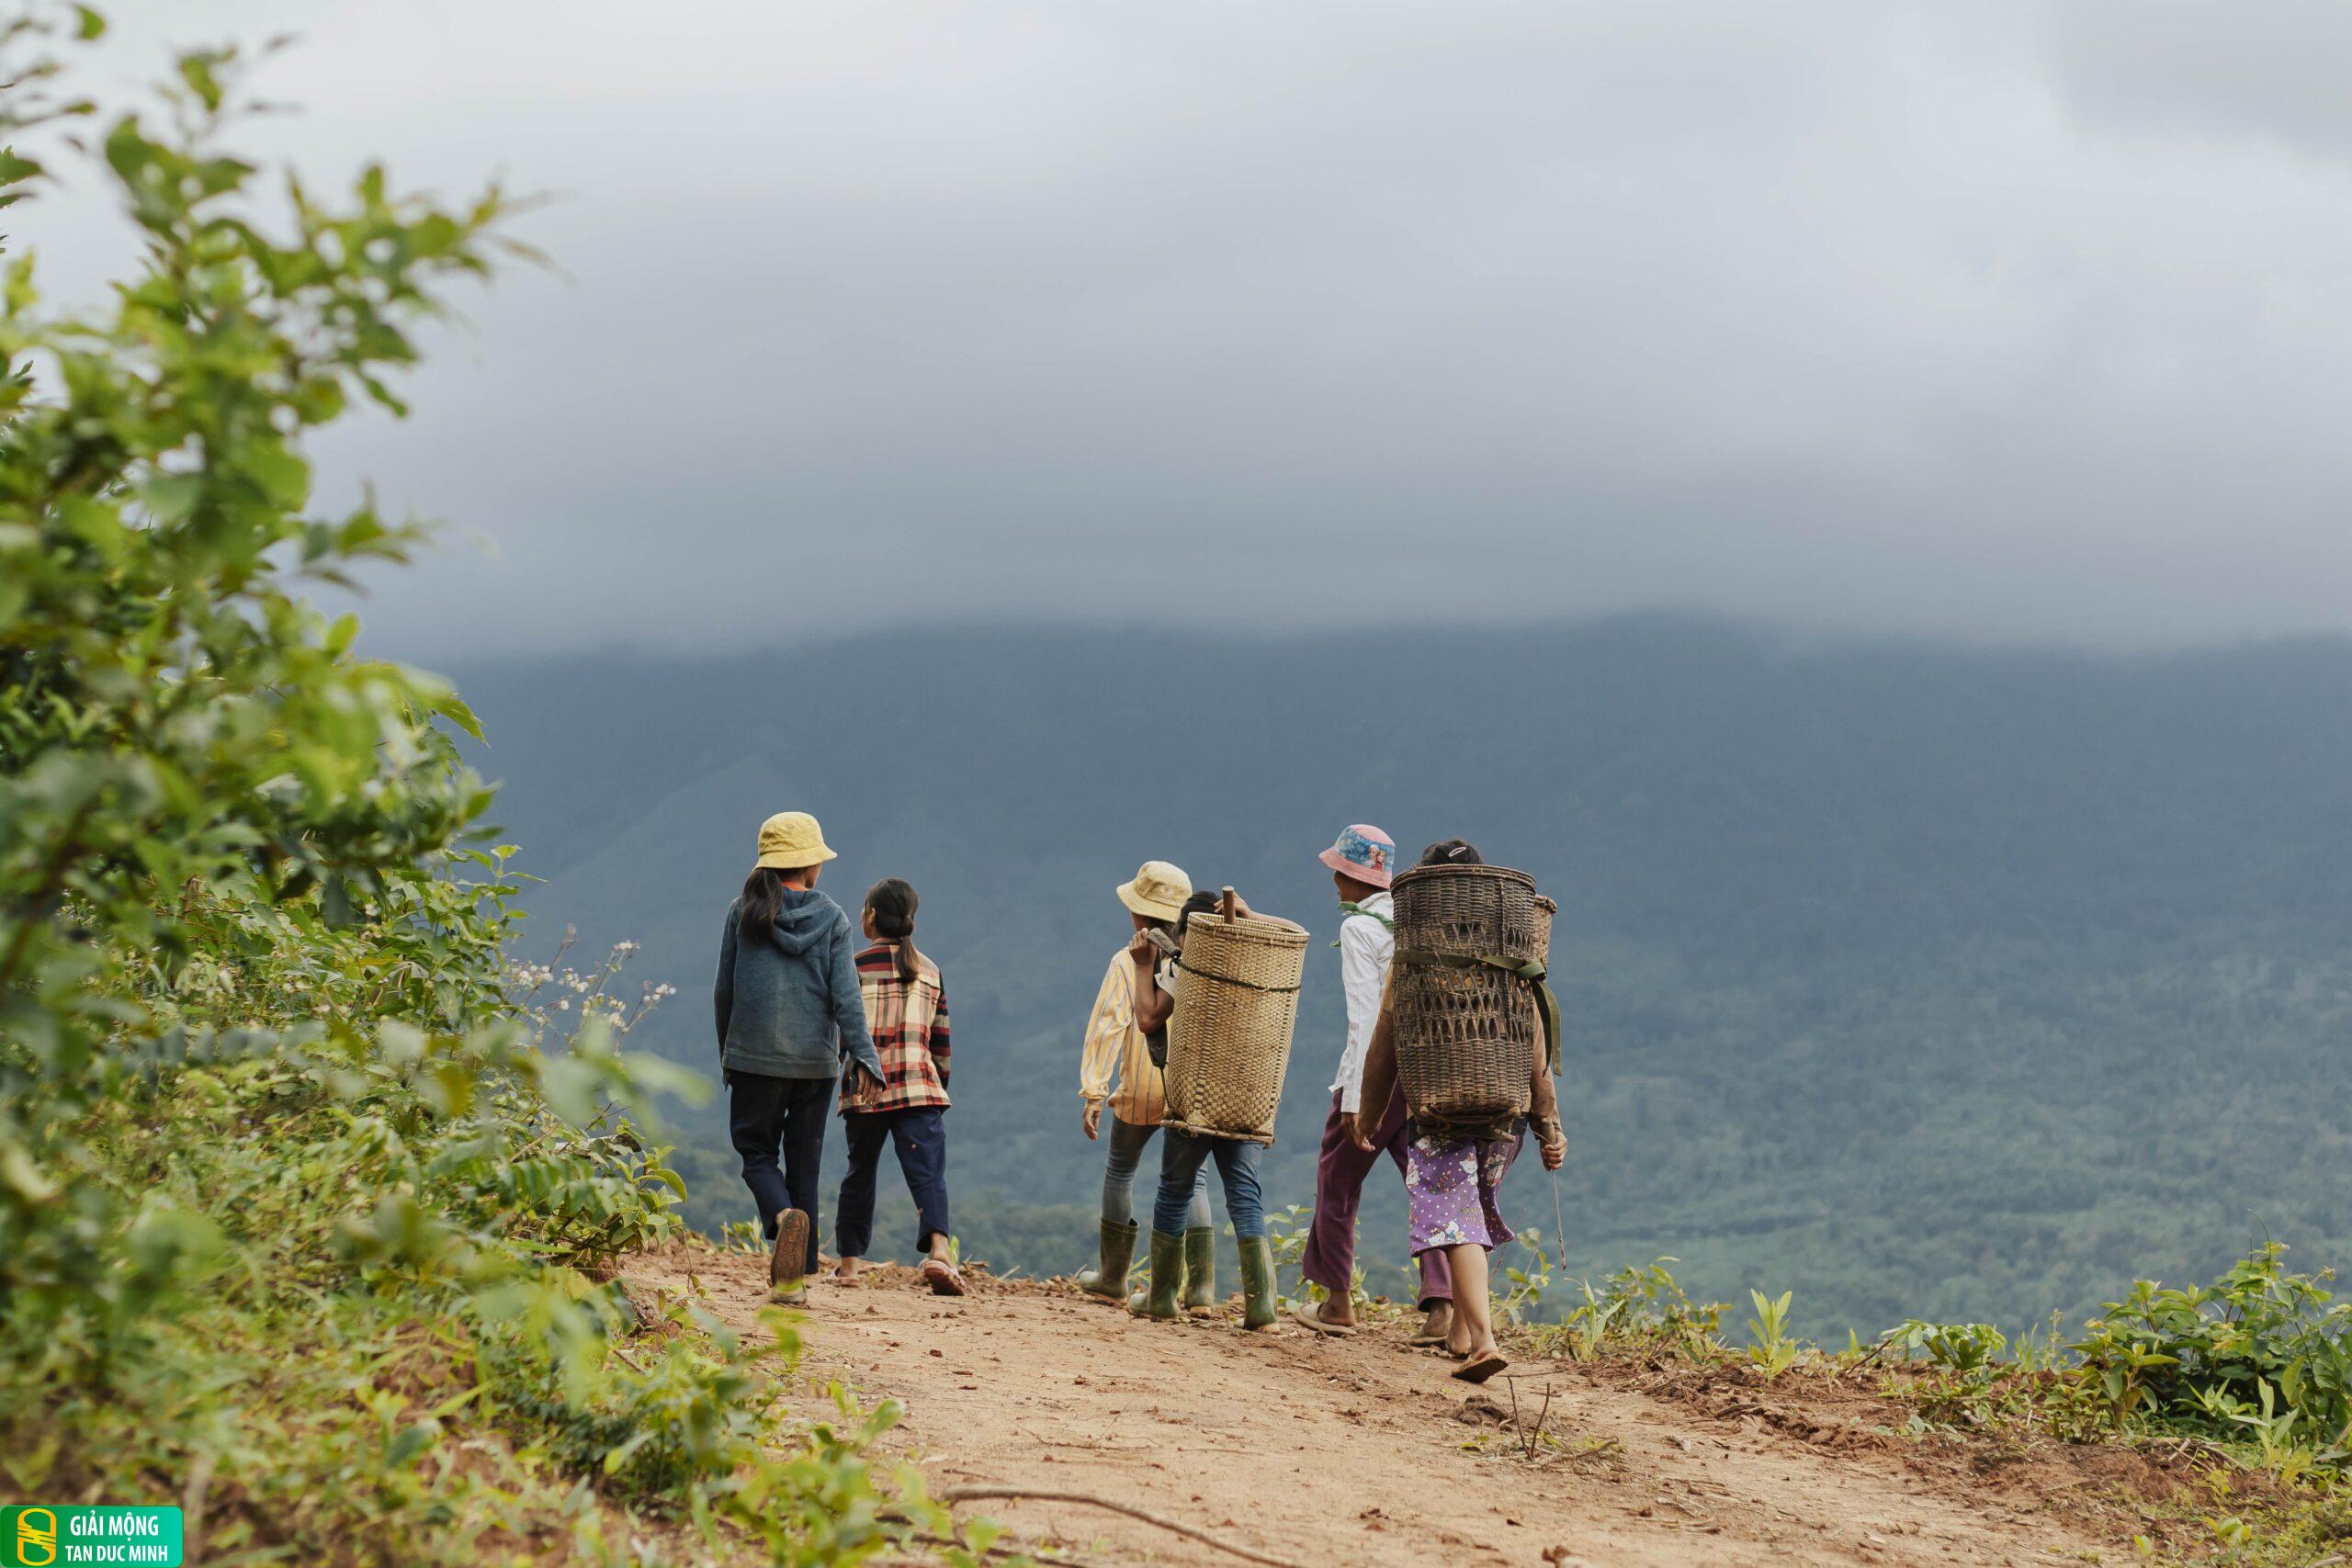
854;1062;888;1097
1336;1110;1359;1148
1538;1120;1566;1170
1082;1100;1103;1141
1126;931;1157;969
1348;1117;1379;1155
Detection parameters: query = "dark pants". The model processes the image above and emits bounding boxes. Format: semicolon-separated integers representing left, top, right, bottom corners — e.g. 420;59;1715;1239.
1301;1083;1453;1308
836;1107;952;1258
1152;1128;1266;1239
729;1069;833;1274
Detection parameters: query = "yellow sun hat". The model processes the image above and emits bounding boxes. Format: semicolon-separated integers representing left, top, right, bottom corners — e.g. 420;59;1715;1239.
755;811;839;871
1115;859;1193;921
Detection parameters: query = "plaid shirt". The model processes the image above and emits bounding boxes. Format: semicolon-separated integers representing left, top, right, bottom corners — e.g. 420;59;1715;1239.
840;942;951;1114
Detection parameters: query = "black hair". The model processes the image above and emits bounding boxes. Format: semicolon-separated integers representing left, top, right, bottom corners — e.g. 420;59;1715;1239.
865;877;923;982
739;866;789;940
1418;839;1483;867
1172;889;1222;940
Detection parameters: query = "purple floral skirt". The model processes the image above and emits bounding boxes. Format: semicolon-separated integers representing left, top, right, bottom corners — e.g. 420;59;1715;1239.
1404;1129;1523;1255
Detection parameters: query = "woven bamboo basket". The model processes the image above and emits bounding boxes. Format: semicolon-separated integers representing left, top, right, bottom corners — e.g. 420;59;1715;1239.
1162;912;1308;1145
1391;863;1553;1134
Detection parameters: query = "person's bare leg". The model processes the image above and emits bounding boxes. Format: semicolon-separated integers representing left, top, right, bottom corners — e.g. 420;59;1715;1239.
928;1233;953;1267
831;1255;862;1281
1446;1246;1494;1359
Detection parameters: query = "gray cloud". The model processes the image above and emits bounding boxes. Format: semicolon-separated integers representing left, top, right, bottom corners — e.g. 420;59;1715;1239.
29;0;2352;651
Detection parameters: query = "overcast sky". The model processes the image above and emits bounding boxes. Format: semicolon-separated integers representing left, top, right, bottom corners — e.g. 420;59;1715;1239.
27;1;2352;652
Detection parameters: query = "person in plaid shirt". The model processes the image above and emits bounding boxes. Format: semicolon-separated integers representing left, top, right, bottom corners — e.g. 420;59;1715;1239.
829;877;963;1294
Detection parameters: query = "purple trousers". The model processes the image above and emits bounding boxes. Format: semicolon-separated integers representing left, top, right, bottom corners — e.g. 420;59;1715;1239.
1300;1085;1453;1308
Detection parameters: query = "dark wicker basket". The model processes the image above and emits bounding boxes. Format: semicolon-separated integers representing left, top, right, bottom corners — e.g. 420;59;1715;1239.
1391;863;1553;1135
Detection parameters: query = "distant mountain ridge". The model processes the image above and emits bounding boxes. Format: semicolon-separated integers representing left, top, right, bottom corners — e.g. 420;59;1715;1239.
443;616;2352;1334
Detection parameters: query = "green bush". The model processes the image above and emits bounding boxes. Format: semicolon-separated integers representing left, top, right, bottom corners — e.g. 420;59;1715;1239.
1546;1256;1728;1361
2073;1242;2352;1464
0;11;974;1562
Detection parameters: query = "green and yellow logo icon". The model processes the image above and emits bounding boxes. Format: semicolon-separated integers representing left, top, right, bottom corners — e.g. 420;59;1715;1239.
12;1511;55;1568
0;1506;180;1567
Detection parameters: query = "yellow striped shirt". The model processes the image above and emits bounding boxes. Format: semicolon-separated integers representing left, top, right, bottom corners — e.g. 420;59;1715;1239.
1078;949;1167;1127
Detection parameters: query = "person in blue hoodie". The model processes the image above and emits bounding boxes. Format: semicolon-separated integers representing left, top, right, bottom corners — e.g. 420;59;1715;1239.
714;810;887;1304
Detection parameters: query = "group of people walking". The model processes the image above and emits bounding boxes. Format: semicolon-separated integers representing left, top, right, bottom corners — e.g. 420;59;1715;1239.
713;811;1565;1382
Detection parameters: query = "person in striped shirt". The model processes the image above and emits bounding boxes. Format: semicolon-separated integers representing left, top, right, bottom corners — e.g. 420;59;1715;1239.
1074;860;1215;1309
1130;885;1305;1331
830;877;964;1295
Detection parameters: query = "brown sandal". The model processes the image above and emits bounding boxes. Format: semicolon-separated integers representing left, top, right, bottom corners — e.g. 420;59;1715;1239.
1291;1301;1356;1336
922;1258;967;1297
1453;1350;1509;1384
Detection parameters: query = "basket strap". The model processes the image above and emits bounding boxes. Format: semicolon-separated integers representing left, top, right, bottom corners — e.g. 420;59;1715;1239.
1329;901;1396;947
1393;948;1562;1075
1170;954;1303;994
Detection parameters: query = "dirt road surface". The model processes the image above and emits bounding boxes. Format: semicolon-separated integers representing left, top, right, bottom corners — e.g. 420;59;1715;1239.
630;1245;2121;1568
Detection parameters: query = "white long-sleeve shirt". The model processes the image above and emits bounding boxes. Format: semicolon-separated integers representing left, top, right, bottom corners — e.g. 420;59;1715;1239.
1329;890;1396;1113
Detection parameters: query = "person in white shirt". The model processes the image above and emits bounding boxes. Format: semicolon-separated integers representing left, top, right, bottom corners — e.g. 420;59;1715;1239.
1291;825;1454;1343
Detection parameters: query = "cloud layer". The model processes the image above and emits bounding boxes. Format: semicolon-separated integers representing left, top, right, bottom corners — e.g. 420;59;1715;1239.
34;0;2352;650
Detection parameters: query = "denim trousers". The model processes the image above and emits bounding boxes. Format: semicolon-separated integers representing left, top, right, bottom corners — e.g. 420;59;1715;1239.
1100;1113;1210;1229
728;1069;834;1273
836;1106;951;1258
1151;1126;1265;1239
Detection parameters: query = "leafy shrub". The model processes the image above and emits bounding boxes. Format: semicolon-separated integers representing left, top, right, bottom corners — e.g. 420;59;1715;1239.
1881;1319;2009;1376
1745;1289;1802;1379
0;12;975;1562
1549;1257;1727;1361
2072;1242;2352;1463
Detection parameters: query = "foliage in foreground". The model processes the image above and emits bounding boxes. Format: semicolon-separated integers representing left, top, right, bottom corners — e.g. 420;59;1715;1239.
1505;1245;2352;1563
0;12;979;1562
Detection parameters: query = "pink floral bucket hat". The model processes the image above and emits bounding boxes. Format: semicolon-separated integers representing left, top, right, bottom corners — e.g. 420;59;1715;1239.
1317;824;1396;889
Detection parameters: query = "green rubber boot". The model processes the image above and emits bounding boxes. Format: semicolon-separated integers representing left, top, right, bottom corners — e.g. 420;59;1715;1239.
1129;1227;1185;1313
1238;1235;1278;1331
1129;1230;1187;1320
1077;1217;1138;1301
1182;1226;1218;1317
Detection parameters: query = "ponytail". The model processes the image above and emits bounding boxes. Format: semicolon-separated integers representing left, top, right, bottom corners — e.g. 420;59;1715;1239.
739;866;786;940
865;877;923;982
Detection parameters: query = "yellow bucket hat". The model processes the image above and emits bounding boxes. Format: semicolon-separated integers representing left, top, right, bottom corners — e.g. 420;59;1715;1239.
1116;859;1193;921
755;811;838;871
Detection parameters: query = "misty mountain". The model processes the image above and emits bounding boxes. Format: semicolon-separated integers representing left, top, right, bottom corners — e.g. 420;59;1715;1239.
442;615;2352;1335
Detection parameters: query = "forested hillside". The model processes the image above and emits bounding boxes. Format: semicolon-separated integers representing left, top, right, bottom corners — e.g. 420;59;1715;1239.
445;619;2352;1337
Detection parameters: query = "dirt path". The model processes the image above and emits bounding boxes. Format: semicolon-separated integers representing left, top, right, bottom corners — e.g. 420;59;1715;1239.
629;1245;2121;1567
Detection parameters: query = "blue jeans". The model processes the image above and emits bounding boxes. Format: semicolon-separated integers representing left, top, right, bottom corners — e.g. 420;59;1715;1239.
1152;1128;1265;1240
1102;1114;1210;1229
836;1107;951;1258
729;1070;834;1272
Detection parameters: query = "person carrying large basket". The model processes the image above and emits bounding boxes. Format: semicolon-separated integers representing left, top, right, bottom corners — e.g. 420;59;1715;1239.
1074;861;1216;1309
1351;840;1566;1383
1131;885;1308;1330
1292;823;1454;1344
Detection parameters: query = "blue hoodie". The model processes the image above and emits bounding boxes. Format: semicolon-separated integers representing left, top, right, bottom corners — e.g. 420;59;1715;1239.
713;887;885;1082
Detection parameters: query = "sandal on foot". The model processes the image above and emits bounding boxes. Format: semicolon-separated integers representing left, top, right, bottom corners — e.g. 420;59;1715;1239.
1453;1351;1509;1384
1291;1301;1356;1337
922;1258;967;1297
